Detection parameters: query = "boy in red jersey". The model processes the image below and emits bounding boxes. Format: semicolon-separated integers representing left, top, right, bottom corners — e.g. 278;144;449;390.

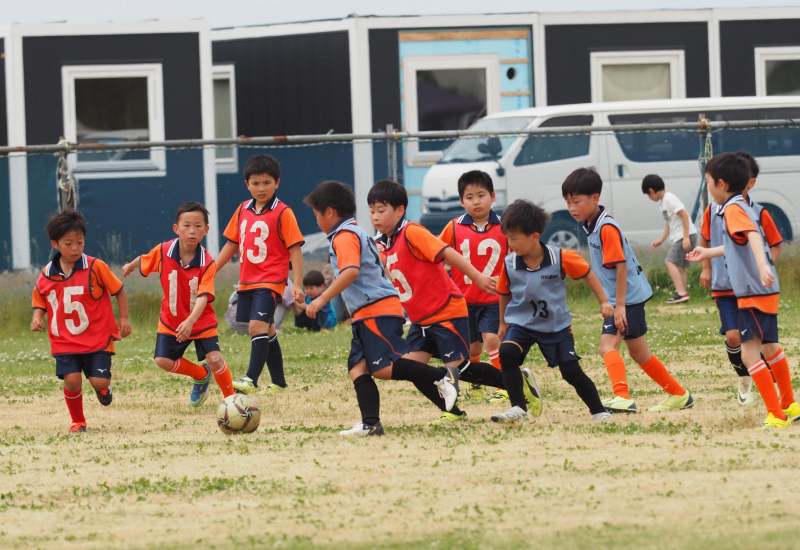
371;180;541;424
216;155;305;395
439;170;508;402
122;202;234;406
31;210;131;433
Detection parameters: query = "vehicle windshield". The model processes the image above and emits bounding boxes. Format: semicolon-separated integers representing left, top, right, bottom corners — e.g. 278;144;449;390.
438;117;534;164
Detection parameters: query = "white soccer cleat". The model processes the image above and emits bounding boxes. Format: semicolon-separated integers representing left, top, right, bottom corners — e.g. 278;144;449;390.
490;405;531;423
435;367;459;412
338;422;384;436
737;376;754;406
592;411;612;422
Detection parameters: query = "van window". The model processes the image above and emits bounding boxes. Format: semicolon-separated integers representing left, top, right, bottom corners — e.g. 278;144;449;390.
438;116;534;164
707;108;800;158
513;115;593;166
608;111;699;163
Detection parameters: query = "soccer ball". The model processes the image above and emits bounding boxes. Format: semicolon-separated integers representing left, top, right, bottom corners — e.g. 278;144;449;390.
216;394;261;435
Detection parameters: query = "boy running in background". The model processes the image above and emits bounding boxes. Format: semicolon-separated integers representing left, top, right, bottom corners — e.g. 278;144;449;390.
688;153;797;429
642;174;698;304
371;180;541;424
122;202;234;406
439;170;508;402
494;199;611;422
31;209;131;433
303;181;459;435
698;151;783;405
293;270;337;332
216;154;304;394
562;168;693;414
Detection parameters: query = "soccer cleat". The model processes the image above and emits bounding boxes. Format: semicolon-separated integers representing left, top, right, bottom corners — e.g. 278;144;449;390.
737;376;755;406
491;405;531;423
521;368;543;417
339;421;384;436
435;367;460;412
592;412;612;422
232;376;257;395
68;422;87;433
488;389;510;403
264;384;287;394
649;391;694;412
665;293;690;304
190;364;213;408
465;383;485;401
429;411;468;425
783;402;800;423
757;413;791;430
603;396;638;414
95;387;113;406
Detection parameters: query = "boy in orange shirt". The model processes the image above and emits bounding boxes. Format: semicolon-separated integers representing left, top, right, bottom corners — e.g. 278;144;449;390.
31;209;131;433
123;202;234;406
216;155;305;394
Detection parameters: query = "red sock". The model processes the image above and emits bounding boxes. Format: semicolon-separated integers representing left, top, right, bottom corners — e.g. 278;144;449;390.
639;354;685;396
63;387;85;424
212;361;234;397
470;354;482;363
488;348;501;371
603;350;630;399
168;358;208;380
766;348;795;409
750;359;786;420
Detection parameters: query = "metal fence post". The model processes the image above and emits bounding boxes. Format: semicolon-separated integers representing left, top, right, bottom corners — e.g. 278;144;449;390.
386;124;398;183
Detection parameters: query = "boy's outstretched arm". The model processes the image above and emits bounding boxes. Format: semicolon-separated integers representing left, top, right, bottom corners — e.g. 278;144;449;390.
122;256;140;278
686;244;724;262
583;271;614;318
216;241;238;272
441;247;497;295
306;269;358;318
115;287;132;338
288;245;305;303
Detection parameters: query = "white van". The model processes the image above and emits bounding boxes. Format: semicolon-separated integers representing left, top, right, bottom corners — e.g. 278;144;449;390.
420;97;800;248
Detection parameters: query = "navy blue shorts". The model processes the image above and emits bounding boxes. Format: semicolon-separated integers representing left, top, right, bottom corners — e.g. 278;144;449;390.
348;317;409;372
406;317;471;362
715;296;739;335
236;288;278;324
737;309;779;344
55;352;112;380
154;333;220;362
467;303;500;343
504;324;580;367
601;302;648;340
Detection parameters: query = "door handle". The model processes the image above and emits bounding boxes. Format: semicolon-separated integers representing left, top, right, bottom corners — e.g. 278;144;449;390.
617;164;626;178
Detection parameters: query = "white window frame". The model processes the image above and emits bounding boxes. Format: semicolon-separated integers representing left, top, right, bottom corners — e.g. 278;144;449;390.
61;63;166;179
589;50;686;104
212;64;239;174
402;54;501;166
755;46;800;96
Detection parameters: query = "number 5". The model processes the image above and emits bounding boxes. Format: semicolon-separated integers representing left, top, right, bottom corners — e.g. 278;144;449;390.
47;287;89;336
385;253;413;302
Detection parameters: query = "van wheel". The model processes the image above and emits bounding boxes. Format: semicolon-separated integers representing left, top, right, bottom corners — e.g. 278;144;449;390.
542;218;585;250
762;204;793;242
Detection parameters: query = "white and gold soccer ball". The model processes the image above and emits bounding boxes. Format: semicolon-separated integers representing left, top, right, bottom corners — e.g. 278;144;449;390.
216;394;261;435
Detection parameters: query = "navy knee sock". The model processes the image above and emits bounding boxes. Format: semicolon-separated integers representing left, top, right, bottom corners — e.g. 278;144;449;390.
353;374;380;425
266;334;286;387
245;333;270;386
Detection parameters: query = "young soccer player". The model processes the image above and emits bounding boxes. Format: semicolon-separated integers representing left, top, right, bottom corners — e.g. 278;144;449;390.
122;202;234;405
642;174;698;304
687;153;797;429
562;168;693;414
697;151;783;405
439;170;508;402
494;199;612;422
293;270;337;332
302;181;459;435
370;180;541;423
30;209;131;433
216;154;304;394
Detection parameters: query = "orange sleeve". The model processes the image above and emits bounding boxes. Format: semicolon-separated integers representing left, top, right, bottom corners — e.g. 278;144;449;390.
561;249;591;280
32;286;46;310
600;225;626;267
406;224;449;263
332;231;362;273
497;261;511;295
438;221;456;248
700;206;711;242
92;260;124;296
138;244;162;277
198;261;216;302
278;208;305;249
222;206;241;244
759;209;783;248
724;204;757;245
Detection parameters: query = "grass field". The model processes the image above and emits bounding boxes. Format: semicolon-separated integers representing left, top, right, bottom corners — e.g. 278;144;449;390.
2;251;800;550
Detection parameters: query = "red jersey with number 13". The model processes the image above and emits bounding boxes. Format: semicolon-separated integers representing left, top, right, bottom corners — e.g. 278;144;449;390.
444;219;506;305
233;200;291;288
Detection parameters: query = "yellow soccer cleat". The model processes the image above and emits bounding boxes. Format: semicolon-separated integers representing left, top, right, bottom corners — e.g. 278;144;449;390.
488;389;509;403
264;384;287;394
649;391;694;412
757;413;792;430
465;383;485;401
603;396;638;414
521;368;543;418
782;402;800;423
429;411;468;425
232;376;258;395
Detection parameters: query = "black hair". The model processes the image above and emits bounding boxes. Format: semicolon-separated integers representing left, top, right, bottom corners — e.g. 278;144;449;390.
303;181;356;218
46;209;86;242
244;154;281;181
561;167;603;198
501;199;551;236
705;152;750;193
303;270;325;287
457;170;494;198
641;174;666;194
175;201;210;225
734;150;760;179
367;179;408;209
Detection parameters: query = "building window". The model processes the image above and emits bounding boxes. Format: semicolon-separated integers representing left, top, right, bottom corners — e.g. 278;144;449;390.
213;65;238;173
403;55;500;165
61;64;165;178
590;51;686;103
755;47;800;96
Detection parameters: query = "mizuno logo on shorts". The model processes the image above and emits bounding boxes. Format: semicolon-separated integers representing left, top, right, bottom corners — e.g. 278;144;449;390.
443;351;454;358
257;312;268;317
372;360;382;365
741;329;748;336
604;324;612;329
